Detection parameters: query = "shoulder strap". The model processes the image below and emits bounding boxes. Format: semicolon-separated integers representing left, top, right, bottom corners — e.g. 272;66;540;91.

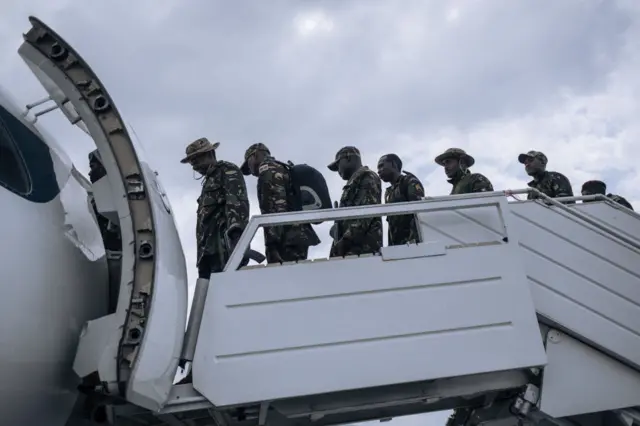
273;159;292;172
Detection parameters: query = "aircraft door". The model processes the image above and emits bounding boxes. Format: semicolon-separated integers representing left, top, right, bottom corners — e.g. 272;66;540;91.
18;17;188;411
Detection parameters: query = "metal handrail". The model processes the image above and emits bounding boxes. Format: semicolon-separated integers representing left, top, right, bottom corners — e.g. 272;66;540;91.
506;188;640;252
225;193;512;271
226;187;640;271
553;193;638;214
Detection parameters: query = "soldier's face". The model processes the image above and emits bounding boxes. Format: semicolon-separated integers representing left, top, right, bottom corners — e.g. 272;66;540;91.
190;153;213;175
523;157;543;175
88;159;106;183
442;158;460;178
247;153;260;176
377;159;395;182
338;156;359;180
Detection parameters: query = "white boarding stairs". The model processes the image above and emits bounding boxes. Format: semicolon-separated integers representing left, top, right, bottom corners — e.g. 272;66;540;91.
98;192;640;426
16;16;640;426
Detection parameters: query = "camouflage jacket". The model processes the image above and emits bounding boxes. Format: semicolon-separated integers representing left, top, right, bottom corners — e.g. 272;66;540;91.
527;171;574;203
385;171;425;245
257;157;320;249
196;161;250;265
448;169;494;195
332;166;383;256
607;194;633;210
90;196;122;252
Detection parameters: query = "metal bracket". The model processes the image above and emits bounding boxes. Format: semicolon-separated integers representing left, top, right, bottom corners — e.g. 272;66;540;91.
510;384;540;418
20;16;157;394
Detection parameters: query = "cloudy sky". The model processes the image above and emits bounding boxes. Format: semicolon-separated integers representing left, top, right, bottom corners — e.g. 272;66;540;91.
2;0;640;424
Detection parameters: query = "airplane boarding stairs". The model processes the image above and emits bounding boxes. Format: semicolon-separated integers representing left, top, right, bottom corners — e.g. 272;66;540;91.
102;191;640;426
13;15;638;426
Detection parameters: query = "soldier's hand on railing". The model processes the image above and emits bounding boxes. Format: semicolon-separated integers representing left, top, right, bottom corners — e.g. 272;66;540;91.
226;228;243;254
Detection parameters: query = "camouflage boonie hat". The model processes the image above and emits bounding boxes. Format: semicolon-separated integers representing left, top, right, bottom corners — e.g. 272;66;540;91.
180;138;220;164
434;148;475;167
241;142;271;175
582;180;606;194
328;146;361;172
518;150;547;165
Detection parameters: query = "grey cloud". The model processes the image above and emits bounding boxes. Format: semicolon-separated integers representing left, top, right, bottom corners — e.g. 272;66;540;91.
23;0;632;177
2;0;637;270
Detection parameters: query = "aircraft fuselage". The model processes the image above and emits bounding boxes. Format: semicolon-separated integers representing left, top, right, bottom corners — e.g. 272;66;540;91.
0;89;109;425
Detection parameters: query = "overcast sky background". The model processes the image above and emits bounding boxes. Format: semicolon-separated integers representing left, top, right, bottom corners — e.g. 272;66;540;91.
2;1;640;424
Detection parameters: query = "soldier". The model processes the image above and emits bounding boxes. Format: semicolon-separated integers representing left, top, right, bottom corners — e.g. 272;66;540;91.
241;143;320;264
581;180;633;210
88;150;122;252
434;148;494;194
180;138;250;279
88;150;122;314
517;150;574;203
327;146;383;257
377;153;425;245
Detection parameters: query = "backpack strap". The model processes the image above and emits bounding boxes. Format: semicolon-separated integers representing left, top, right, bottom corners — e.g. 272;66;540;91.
274;160;301;211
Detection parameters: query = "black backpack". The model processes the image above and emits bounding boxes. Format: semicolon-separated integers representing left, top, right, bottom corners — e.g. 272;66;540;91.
283;161;333;225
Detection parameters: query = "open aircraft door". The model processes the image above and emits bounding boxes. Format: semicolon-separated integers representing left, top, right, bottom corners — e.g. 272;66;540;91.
17;17;189;411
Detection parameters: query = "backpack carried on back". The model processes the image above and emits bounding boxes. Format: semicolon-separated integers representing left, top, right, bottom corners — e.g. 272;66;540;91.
283;161;333;225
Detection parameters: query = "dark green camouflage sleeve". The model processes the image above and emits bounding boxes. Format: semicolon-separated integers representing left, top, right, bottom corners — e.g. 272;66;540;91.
551;172;573;198
470;173;494;193
222;163;250;239
258;161;289;247
405;175;425;201
342;171;382;243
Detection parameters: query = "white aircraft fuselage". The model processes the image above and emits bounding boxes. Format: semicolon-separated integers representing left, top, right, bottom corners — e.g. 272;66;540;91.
0;87;110;424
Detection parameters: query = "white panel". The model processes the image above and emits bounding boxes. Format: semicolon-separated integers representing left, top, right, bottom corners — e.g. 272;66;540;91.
193;210;547;407
540;330;640;418
126;163;188;409
573;202;640;246
417;200;640;369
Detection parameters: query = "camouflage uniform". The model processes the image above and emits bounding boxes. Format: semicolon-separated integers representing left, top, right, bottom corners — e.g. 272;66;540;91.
581;180;634;211
518;151;574;203
242;143;320;264
385;171;425;245
328;147;383;257
88;150;122;252
608;194;634;210
181;139;250;278
434;148;494;195
435;148;492;426
88;150;122;314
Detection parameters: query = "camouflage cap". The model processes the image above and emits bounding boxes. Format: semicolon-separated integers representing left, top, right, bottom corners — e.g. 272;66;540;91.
241;142;271;175
328;146;361;172
518;150;547;165
434;148;475;167
180;137;220;164
581;180;606;194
